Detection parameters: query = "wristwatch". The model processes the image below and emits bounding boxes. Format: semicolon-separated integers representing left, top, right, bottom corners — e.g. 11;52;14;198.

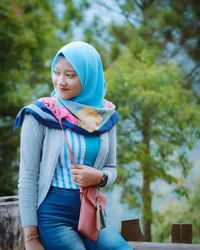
98;172;108;187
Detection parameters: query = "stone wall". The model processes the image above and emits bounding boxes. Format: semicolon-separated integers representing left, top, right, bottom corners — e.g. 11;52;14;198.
0;196;23;250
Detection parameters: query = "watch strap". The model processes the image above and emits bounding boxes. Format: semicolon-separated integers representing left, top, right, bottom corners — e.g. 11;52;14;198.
98;172;108;187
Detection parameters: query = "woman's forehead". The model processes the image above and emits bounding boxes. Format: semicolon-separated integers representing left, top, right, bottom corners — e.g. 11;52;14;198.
55;56;75;70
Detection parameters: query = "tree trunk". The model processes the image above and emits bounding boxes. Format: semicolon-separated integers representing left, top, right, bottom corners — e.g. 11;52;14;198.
142;168;152;241
142;112;152;241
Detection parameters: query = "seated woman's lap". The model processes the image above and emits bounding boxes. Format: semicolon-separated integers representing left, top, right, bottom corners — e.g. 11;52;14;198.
39;223;132;250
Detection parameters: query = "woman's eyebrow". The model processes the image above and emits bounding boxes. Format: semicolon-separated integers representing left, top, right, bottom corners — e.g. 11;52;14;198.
54;66;76;72
65;70;76;72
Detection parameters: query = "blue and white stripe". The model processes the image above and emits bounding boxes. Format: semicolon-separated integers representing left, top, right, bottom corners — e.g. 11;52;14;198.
52;129;93;189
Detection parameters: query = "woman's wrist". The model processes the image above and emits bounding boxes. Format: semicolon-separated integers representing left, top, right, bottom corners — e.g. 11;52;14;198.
98;171;108;187
24;234;39;242
23;226;39;242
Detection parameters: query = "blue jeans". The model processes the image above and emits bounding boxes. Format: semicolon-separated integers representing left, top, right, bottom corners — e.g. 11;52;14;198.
38;186;133;250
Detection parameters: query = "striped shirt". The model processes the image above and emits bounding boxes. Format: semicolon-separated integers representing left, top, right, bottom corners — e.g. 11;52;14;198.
51;129;100;189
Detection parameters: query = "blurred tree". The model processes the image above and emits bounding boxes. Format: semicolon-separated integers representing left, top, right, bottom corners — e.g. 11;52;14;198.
96;0;200;93
92;0;200;241
0;0;94;196
55;0;111;70
62;0;90;35
0;0;58;195
153;179;200;243
105;49;200;241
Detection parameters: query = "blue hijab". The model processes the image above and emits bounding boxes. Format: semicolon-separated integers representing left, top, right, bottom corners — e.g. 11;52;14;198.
51;41;105;108
14;42;119;135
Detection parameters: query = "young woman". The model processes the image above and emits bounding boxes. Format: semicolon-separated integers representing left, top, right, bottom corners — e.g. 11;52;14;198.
15;41;133;250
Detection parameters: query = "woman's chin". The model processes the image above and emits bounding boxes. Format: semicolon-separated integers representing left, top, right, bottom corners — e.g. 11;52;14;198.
58;92;69;100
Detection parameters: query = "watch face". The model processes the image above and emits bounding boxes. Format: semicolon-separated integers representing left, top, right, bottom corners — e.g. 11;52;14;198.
104;174;108;184
100;173;108;186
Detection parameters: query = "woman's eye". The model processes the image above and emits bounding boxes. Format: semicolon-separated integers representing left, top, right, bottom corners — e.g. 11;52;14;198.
54;71;59;75
66;73;76;78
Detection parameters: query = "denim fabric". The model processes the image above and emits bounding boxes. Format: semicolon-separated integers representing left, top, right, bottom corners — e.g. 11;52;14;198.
38;187;133;250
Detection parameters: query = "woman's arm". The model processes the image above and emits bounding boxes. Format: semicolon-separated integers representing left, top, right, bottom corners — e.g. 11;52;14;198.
23;226;44;250
18;114;44;227
101;125;117;187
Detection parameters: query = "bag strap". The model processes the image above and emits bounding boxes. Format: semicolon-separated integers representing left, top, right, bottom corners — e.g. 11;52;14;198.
56;102;100;200
56;105;77;168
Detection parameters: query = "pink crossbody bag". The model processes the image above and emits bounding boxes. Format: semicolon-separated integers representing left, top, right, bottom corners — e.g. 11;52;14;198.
56;107;106;242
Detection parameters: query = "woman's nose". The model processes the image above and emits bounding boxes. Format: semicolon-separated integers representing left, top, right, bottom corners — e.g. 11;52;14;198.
57;75;67;86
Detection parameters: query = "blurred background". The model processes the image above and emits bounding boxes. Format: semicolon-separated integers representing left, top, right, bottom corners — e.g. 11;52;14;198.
0;0;200;243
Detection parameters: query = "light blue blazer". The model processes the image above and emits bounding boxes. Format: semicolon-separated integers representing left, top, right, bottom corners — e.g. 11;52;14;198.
18;114;117;227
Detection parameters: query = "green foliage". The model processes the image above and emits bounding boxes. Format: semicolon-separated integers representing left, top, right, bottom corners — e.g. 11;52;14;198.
0;122;19;195
86;0;200;240
0;0;58;112
0;0;96;196
61;0;90;36
0;0;58;195
106;0;200;91
153;179;200;243
105;48;200;239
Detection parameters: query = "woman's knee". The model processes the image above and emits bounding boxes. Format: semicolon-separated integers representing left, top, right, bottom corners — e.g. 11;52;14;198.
39;225;86;250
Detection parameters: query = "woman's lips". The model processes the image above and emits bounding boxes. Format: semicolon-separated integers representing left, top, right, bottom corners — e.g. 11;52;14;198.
58;87;69;92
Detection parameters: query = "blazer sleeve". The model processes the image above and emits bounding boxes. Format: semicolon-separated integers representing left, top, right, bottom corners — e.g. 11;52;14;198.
18;114;44;227
102;126;117;187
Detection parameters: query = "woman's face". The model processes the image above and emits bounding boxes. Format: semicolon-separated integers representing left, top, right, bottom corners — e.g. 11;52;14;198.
53;57;82;100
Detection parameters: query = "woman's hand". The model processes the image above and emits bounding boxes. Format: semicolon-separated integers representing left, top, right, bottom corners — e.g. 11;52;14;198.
71;165;103;187
25;239;45;250
23;226;44;250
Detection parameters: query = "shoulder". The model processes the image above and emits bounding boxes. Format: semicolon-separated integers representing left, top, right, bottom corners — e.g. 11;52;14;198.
22;114;45;135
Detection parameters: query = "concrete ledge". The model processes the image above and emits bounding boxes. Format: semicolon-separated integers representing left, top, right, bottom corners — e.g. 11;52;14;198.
128;242;200;250
1;196;200;250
